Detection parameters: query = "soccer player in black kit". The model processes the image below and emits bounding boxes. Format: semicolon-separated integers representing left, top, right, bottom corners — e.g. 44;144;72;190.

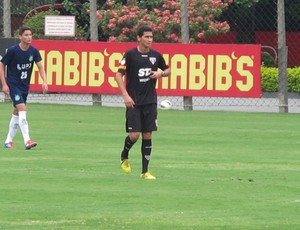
115;25;171;179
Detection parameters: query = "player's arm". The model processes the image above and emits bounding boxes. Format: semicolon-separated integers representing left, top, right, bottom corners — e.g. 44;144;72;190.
161;67;171;78
36;61;48;94
150;54;171;79
115;72;135;108
149;67;171;79
0;62;9;95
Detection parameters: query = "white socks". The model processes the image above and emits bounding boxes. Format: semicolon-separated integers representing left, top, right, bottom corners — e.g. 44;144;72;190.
18;111;31;144
5;114;19;143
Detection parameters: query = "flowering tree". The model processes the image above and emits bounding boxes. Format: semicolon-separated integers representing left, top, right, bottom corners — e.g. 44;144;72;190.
97;0;233;43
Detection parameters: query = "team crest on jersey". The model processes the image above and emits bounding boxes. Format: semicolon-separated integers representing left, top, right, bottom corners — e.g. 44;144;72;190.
149;57;156;65
14;94;20;102
29;55;33;62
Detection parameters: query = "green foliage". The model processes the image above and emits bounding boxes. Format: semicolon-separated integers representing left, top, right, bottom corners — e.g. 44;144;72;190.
261;65;300;92
97;0;232;43
62;0;89;29
138;0;164;10
285;1;300;21
12;0;232;42
21;9;86;40
21;10;59;39
261;65;278;92
261;52;276;67
234;0;259;8
10;0;56;16
287;67;300;92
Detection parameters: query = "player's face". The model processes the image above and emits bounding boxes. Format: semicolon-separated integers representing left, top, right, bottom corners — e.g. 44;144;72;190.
138;31;153;49
19;30;32;45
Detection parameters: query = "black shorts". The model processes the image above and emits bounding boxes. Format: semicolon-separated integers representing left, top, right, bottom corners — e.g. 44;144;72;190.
9;87;28;107
125;103;158;133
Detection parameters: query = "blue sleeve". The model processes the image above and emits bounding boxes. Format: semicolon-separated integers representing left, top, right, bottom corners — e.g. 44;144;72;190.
1;47;14;65
34;47;42;63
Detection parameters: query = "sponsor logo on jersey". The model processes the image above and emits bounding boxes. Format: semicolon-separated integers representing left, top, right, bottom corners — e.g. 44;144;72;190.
17;63;32;71
138;68;152;77
139;78;150;82
138;68;151;82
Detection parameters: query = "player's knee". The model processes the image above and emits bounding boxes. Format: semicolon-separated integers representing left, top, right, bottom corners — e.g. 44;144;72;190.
129;132;140;142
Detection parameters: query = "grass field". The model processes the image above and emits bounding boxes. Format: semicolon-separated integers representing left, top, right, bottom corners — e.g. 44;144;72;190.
0;103;299;229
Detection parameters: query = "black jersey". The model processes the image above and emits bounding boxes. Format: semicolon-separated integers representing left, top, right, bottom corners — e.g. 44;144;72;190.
117;47;169;105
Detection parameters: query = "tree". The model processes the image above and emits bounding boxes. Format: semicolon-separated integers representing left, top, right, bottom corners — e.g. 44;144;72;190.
97;0;233;43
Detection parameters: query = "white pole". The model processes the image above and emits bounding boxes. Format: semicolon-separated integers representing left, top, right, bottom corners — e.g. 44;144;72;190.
3;0;11;38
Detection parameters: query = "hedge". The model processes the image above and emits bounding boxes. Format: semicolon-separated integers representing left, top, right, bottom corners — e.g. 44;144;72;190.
261;66;300;92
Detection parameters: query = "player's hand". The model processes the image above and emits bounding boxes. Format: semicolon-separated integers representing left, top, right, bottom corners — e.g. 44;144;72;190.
149;71;161;79
123;94;135;108
42;82;48;94
2;84;9;95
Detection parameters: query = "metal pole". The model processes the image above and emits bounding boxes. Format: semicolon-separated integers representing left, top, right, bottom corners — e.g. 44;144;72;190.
277;0;288;113
181;0;193;110
3;0;11;38
181;0;189;44
90;0;98;42
90;0;102;106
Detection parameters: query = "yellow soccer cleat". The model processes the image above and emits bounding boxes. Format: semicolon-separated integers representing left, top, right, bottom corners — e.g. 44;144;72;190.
140;171;156;180
121;159;131;174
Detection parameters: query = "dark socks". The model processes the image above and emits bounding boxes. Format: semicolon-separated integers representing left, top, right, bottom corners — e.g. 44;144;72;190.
141;139;152;173
121;136;135;161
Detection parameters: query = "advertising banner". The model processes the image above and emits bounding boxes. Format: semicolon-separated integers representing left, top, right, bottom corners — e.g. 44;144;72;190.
29;40;261;97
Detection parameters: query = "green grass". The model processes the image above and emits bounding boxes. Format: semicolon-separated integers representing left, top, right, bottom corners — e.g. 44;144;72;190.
0;103;299;229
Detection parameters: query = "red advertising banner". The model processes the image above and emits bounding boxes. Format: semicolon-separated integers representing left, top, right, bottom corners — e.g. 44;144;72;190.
30;40;261;97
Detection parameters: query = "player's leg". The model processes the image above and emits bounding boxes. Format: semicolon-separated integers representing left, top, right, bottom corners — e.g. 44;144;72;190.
120;107;141;173
3;107;19;148
120;132;139;174
15;93;37;149
4;89;20;148
140;104;157;179
121;133;140;161
141;132;153;173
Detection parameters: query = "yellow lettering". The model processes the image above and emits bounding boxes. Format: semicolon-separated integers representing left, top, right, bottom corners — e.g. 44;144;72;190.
64;51;79;86
215;55;232;91
89;52;104;87
207;55;214;90
47;51;62;85
189;55;205;90
81;52;87;86
236;56;254;91
108;52;123;88
171;54;187;90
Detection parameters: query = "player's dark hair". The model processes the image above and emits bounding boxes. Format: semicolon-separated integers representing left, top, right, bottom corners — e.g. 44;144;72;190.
137;25;153;37
19;26;32;35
